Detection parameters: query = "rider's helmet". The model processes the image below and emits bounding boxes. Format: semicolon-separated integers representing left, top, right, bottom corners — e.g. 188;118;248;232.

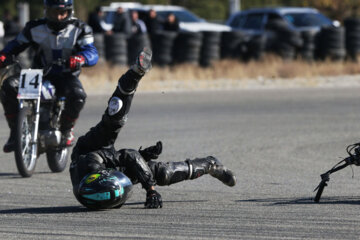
44;0;74;31
77;169;133;210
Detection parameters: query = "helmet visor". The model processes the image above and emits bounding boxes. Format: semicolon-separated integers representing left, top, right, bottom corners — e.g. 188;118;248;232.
46;7;70;22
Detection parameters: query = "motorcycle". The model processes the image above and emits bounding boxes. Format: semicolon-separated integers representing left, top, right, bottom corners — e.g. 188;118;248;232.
313;142;360;202
1;59;70;177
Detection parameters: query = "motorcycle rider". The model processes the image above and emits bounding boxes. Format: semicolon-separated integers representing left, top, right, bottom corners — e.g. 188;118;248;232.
70;48;236;209
0;0;98;152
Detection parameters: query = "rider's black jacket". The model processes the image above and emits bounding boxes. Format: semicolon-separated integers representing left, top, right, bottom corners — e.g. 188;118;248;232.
1;18;98;77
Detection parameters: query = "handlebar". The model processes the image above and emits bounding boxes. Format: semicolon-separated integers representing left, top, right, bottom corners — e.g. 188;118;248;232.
0;56;68;80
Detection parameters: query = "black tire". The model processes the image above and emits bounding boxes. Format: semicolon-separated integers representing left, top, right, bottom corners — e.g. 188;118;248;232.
200;31;221;67
344;18;360;60
93;33;105;59
14;106;37;177
220;31;245;58
316;26;346;60
46;147;69;173
173;32;203;64
151;31;178;66
0;37;4;51
105;34;128;65
243;34;266;61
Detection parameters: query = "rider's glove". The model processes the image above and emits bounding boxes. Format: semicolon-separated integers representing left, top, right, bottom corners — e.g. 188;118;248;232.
0;53;11;68
144;190;163;209
139;141;162;162
69;55;85;71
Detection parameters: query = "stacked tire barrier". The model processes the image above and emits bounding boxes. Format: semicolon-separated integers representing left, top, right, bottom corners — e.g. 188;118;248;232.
344;18;360;61
151;31;178;66
93;33;105;60
4;19;360;68
266;19;303;60
220;31;245;59
200;31;221;67
173;32;203;64
0;38;4;51
315;26;346;61
300;31;316;61
242;34;266;61
127;33;151;65
105;33;128;65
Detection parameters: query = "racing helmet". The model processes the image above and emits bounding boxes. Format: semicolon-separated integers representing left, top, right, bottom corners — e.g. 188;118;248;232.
44;0;74;31
77;169;133;210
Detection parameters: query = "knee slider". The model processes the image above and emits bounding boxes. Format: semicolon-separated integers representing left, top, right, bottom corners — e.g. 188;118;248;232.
73;87;87;100
67;87;87;113
67;87;87;103
156;163;172;186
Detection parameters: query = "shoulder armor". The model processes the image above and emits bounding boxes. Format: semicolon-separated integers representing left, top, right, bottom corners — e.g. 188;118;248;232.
25;18;47;29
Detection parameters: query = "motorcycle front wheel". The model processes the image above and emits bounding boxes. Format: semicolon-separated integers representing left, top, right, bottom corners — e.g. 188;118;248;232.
14;106;38;177
46;147;69;173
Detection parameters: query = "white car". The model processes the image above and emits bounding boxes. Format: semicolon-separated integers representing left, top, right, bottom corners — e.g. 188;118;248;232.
102;3;231;32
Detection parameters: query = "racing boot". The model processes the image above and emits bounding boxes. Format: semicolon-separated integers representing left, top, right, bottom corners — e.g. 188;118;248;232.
61;128;75;147
118;48;152;94
60;115;76;147
3;114;16;153
187;156;236;187
139;141;162;162
131;47;152;76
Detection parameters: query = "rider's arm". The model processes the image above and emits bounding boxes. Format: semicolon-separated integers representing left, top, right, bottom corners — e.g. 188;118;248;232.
1;20;38;56
75;23;98;67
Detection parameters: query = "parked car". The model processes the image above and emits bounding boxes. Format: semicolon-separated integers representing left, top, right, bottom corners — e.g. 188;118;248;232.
226;7;336;35
102;3;231;32
224;7;341;60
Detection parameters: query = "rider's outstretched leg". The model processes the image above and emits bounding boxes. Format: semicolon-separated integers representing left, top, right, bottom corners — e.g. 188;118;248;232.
149;156;236;187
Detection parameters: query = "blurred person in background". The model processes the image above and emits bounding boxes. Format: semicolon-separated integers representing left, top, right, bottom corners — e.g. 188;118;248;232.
0;20;4;38
3;10;21;38
112;7;131;35
70;48;236;210
88;6;106;34
145;9;163;34
130;10;147;35
163;13;179;31
0;0;98;153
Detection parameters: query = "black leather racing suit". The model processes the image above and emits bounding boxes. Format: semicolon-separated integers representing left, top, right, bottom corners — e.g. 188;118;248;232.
70;69;218;201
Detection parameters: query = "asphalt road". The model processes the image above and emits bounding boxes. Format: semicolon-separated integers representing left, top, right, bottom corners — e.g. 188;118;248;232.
1;87;360;240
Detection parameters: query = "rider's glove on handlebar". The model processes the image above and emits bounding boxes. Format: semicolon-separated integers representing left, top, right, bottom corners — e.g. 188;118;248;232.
69;55;85;71
0;54;11;68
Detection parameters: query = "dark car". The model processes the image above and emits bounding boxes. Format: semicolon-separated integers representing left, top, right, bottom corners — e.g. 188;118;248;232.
225;7;340;60
226;7;336;35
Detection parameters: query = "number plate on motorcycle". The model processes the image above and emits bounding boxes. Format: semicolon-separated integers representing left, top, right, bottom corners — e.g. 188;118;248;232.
17;69;43;99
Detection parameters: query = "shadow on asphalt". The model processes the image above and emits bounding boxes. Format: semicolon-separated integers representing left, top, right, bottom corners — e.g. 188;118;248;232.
236;196;360;205
0;206;89;214
0;200;209;214
0;172;20;178
125;200;208;209
0;171;63;179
